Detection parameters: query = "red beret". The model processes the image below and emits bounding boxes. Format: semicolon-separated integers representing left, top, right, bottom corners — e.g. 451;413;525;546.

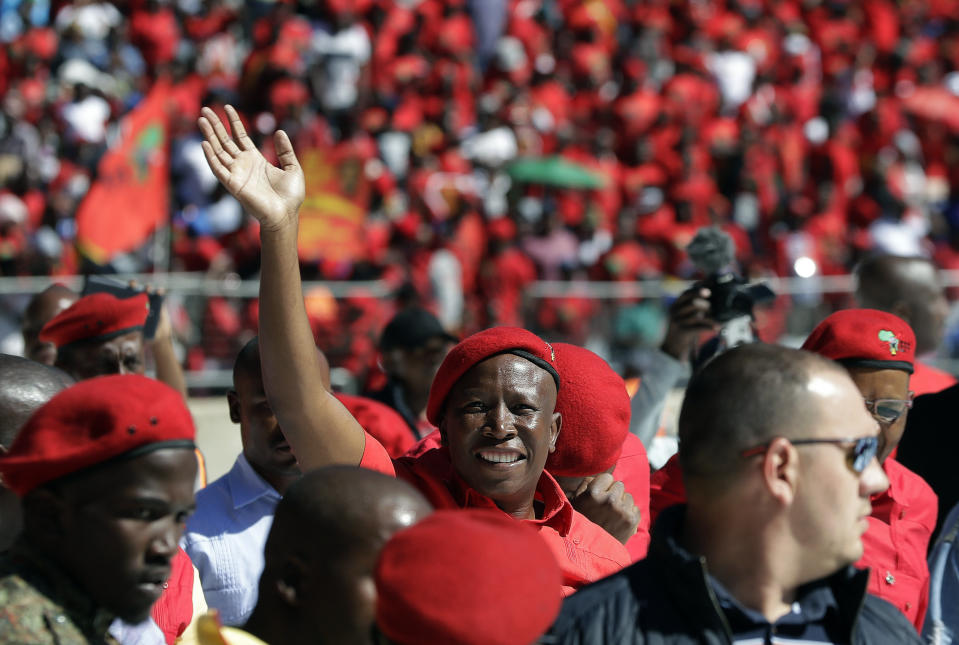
39;292;149;348
801;309;916;374
426;327;559;426
375;509;561;645
547;343;629;476
0;375;196;496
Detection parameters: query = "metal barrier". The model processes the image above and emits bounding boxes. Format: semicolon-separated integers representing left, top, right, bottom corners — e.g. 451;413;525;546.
0;271;957;392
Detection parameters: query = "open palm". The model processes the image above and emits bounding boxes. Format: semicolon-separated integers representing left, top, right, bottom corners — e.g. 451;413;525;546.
198;105;305;231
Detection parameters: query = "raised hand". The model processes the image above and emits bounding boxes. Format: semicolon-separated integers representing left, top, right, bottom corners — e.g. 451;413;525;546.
198;105;305;232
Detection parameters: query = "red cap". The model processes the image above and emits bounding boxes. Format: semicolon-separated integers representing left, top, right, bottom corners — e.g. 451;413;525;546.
547;343;629;476
426;327;559;425
801;309;916;374
0;375;196;496
375;509;562;645
39;292;149;348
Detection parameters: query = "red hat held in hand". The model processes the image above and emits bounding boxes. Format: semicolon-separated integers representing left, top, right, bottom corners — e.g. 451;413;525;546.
39;292;149;348
547;343;630;476
801;309;916;374
0;374;196;496
375;509;562;645
426;327;559;425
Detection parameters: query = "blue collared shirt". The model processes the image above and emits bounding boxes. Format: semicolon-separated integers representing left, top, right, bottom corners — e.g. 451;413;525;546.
182;454;281;627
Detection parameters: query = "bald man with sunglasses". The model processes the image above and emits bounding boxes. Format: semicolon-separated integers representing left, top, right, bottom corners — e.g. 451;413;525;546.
551;343;920;644
649;309;937;633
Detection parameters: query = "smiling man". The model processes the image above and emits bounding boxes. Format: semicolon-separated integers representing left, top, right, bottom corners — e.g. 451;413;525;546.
0;375;197;644
196;105;630;595
182;337;301;626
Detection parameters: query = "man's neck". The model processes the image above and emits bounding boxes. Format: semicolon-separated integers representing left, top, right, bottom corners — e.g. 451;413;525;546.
682;510;796;623
247;459;300;496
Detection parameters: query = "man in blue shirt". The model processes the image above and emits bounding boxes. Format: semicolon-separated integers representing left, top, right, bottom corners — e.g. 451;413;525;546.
183;337;300;626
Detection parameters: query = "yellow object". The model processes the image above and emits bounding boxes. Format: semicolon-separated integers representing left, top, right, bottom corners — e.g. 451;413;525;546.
190;612;269;645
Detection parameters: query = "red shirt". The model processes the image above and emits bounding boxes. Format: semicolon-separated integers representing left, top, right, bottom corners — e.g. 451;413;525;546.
910;359;958;396
649;454;938;631
405;431;651;560
360;437;630;596
862;458;937;630
151;547;196;645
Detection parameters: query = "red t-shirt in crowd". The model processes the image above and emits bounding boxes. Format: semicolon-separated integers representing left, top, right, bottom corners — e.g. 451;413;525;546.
359;435;631;596
649;453;938;631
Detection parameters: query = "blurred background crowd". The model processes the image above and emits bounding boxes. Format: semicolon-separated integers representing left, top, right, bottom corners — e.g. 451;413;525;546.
2;0;959;391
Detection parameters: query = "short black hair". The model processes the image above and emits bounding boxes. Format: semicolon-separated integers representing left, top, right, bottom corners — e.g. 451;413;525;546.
678;343;845;486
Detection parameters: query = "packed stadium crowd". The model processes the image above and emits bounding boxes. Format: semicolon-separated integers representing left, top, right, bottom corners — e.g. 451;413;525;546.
3;0;959;360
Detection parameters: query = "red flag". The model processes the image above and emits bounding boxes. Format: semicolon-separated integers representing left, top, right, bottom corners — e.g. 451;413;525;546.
296;145;368;263
76;81;170;264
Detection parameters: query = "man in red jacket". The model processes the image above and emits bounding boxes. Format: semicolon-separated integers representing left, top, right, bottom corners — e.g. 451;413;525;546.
651;309;937;631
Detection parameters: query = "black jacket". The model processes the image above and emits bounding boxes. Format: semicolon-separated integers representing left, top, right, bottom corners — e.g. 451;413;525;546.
545;507;922;645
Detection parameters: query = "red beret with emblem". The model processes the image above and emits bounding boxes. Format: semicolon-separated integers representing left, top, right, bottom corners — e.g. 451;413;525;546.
547;343;629;476
39;292;149;348
0;374;196;496
426;327;559;425
375;509;561;645
801;309;916;374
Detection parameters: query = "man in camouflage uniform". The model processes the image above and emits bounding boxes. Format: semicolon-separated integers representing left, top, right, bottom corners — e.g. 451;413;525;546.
0;375;197;644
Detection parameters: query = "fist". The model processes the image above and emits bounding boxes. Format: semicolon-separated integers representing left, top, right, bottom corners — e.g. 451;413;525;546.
567;473;640;545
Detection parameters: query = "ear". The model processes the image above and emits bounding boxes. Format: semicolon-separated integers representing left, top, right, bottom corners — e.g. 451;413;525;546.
227;390;241;424
761;437;798;506
548;412;562;453
275;556;308;608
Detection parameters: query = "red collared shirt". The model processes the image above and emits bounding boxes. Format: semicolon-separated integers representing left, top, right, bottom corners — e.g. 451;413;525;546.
860;457;937;631
649;454;938;631
404;430;652;560
360;435;631;596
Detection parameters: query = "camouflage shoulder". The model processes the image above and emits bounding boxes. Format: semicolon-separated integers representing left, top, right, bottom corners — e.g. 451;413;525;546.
0;572;67;644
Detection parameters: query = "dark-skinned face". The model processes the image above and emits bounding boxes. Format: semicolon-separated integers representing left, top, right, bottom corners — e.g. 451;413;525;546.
383;337;454;395
52;447;197;622
228;366;299;485
440;354;560;513
846;366;912;464
58;331;145;381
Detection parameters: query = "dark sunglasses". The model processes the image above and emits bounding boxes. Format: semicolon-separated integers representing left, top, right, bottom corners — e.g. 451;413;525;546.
740;435;879;473
863;398;913;424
